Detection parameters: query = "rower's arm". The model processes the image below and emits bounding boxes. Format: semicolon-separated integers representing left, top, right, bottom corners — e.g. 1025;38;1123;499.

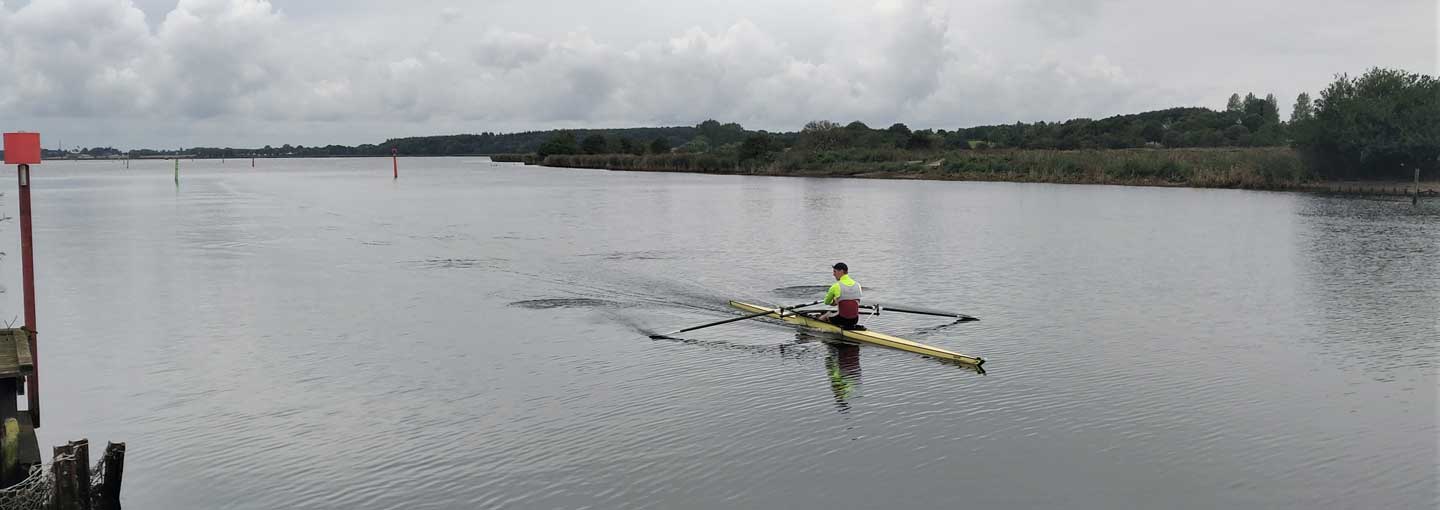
824;282;840;305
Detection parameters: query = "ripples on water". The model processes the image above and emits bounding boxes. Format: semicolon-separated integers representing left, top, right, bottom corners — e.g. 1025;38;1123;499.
1;160;1433;509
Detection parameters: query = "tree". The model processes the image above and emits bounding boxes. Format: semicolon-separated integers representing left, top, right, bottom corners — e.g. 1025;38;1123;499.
677;135;710;153
1296;67;1440;179
886;123;911;136
1290;92;1314;122
799;120;847;150
1226;93;1244;113
1242;95;1269;131
618;137;639;155
845;121;871;131
537;132;578;159
905;130;935;150
1141;122;1165;143
738;134;775;162
1263;94;1281;126
580;133;608;154
1224;124;1250;144
648;137;672;154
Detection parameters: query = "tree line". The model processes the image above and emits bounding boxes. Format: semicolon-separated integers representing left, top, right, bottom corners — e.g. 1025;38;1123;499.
13;67;1424;181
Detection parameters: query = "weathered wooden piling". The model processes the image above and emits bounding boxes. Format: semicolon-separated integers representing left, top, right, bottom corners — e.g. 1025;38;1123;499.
95;442;125;510
33;439;126;509
50;440;88;510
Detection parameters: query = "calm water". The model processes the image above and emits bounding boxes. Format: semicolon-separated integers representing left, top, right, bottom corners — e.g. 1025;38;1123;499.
0;158;1435;509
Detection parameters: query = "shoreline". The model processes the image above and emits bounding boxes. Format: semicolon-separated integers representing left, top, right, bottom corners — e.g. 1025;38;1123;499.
531;148;1439;195
38;153;1439;195
581;163;1440;194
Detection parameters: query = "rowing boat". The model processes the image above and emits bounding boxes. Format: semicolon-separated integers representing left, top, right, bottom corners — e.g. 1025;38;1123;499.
728;301;985;366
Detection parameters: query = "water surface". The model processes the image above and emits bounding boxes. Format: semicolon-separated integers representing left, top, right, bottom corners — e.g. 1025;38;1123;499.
0;158;1434;509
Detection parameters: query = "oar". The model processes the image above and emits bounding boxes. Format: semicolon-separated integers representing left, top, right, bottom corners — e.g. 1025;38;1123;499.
651;301;821;339
863;302;978;321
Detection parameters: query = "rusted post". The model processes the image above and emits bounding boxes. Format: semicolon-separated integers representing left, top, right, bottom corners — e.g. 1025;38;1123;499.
95;442;125;510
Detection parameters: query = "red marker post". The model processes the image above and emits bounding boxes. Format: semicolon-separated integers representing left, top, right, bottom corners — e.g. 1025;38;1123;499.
4;132;42;427
392;147;398;179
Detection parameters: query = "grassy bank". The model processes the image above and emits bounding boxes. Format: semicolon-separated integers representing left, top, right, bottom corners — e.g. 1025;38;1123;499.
539;147;1313;190
487;153;531;163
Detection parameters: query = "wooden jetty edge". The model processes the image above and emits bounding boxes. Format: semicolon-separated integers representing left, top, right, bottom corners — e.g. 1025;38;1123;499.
0;329;126;508
0;328;41;485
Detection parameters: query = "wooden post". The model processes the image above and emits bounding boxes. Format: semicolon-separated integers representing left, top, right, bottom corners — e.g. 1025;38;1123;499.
50;440;87;510
392;147;398;179
95;442;125;510
71;440;90;509
1416;167;1421;205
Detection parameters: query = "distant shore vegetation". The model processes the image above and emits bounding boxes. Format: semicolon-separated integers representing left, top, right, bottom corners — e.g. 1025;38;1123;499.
18;67;1434;188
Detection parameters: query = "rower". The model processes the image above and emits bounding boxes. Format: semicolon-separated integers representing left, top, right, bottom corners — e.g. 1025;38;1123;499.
819;262;863;330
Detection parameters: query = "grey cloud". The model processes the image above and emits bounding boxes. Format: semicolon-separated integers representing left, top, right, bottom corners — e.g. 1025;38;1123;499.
1017;0;1103;39
0;0;1432;149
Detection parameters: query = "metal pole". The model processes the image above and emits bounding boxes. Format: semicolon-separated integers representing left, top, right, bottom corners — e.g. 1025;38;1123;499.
392;148;398;179
17;163;39;427
1416;167;1421;206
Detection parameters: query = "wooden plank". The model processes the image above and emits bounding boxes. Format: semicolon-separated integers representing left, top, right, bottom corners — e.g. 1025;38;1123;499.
0;329;21;379
12;331;31;374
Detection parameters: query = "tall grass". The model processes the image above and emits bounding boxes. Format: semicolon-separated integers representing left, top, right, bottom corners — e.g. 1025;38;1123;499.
928;148;1310;189
535;147;1312;190
487;154;529;163
542;154;741;173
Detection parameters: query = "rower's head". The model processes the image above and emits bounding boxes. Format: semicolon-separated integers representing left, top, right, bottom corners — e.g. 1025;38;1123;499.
832;262;848;279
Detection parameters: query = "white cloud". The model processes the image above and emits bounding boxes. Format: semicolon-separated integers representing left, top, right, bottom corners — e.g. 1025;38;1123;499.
0;0;1432;148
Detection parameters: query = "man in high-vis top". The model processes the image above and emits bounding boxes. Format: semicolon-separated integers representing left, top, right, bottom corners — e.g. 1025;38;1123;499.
820;262;863;330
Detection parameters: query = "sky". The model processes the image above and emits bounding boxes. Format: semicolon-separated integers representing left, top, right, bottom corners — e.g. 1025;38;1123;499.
0;0;1435;150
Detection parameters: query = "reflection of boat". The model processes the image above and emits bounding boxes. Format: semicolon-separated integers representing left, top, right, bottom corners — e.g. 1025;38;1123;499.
729;301;986;366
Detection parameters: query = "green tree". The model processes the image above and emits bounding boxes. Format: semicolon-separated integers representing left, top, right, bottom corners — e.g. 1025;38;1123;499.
617;137;641;155
886;123;912;136
1263;94;1281;126
1290;92;1313;122
738;133;775;162
1226;93;1244;113
580;133;608;154
1296;67;1440;179
648;137;672;154
1141;122;1165;143
537;132;579;159
677;135;711;153
905;130;935;150
799;120;847;150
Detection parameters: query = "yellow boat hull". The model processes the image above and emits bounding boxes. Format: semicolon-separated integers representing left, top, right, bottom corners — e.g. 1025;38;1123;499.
729;301;985;366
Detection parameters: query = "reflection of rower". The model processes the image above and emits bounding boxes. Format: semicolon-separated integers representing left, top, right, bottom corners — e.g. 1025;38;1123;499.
825;343;862;411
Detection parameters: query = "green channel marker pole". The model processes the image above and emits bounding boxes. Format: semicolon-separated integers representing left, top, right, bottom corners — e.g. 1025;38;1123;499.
174;158;179;184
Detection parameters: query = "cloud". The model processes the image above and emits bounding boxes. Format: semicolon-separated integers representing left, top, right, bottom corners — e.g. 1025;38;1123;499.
0;0;1431;148
1016;0;1102;39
